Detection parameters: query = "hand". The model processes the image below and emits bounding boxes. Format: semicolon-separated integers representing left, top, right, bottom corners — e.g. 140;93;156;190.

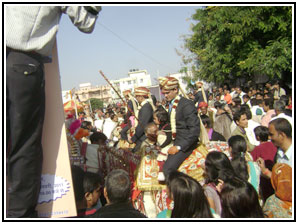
256;157;266;171
168;146;179;155
128;137;133;144
216;179;224;193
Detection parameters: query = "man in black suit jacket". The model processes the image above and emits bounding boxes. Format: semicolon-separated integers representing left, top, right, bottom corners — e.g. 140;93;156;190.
158;77;200;179
128;87;153;151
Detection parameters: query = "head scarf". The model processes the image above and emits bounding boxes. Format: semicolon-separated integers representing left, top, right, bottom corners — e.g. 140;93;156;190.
123;89;131;97
199;102;208;108
134;87;150;97
271;163;292;202
158;76;179;91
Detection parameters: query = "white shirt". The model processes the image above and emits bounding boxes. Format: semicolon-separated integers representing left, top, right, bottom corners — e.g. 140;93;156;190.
251;105;264;116
276;144;293;167
94;119;104;132
6;6;100;56
245;119;260;146
270;113;292;125
102;118;118;140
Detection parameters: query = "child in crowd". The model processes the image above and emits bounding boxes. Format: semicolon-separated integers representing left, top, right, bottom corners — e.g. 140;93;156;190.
71;165;104;218
251;126;277;202
78;172;104;218
152;106;172;181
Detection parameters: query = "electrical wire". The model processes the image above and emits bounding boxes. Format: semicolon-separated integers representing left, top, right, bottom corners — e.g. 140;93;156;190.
98;22;176;72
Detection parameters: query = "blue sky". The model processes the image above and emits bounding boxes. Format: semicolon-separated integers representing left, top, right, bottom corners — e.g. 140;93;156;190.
57;6;200;90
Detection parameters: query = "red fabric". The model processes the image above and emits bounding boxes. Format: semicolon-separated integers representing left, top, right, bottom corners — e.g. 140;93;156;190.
250;141;277;163
80;142;88;157
198;101;208;108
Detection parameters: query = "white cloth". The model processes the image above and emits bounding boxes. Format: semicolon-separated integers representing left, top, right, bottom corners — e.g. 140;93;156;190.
6;6;101;56
251;105;264;116
102;118;118;140
270;113;292;125
245;119;260;146
94;119;104;132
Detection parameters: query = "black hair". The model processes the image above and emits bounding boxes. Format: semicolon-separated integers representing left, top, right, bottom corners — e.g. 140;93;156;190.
233;109;247;123
269;118;292;138
250;98;257;106
90;132;107;144
105;169;131;204
204;151;236;185
264;92;273;99
151;94;157;106
264;98;274;109
154;105;169;127
83;172;103;194
256;92;263;98
110;113;117;120
240;105;252;120
200;114;212;129
280;95;289;105
166;171;213;218
228;135;249;181
256;99;263;106
220;177;264;218
232;97;241;106
253;126;269;142
71;165;85;202
242;94;250;100
81;121;92;129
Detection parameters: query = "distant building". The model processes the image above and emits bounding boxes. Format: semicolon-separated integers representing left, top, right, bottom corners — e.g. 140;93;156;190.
110;69;152;101
75;82;112;105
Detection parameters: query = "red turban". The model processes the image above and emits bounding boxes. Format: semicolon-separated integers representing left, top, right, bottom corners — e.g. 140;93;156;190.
199;102;208;108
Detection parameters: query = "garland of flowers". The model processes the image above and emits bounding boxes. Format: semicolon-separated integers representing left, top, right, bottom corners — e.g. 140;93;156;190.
168;95;181;140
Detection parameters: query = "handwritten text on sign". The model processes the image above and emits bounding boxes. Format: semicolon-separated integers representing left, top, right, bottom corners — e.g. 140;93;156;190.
38;174;70;204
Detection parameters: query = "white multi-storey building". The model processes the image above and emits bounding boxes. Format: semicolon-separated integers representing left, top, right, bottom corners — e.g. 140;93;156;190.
110;69;152;101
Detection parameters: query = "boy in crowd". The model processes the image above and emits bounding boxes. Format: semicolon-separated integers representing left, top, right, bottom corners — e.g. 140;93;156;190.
71;165;104;218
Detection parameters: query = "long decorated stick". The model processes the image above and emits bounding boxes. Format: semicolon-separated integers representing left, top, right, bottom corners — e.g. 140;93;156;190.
99;70;139;122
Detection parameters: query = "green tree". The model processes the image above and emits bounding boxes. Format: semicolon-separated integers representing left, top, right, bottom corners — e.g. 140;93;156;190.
181;6;292;86
89;98;104;111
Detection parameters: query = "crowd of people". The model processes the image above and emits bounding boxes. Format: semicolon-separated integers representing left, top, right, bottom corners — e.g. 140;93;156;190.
66;77;293;219
6;5;292;220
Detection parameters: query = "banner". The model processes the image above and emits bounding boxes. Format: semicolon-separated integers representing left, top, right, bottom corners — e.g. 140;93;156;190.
36;41;77;218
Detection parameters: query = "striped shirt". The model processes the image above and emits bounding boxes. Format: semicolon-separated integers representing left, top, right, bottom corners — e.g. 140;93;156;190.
6;6;101;56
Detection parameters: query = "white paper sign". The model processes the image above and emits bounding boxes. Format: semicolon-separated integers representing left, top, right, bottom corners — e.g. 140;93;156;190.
38;174;70;204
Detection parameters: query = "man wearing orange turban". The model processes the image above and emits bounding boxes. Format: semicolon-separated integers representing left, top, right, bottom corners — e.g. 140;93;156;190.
158;76;200;179
128;87;154;151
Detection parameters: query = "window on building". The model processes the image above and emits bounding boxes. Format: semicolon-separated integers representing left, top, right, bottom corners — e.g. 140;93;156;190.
128;81;131;85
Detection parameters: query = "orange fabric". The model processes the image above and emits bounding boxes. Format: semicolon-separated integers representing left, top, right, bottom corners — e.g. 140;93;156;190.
224;93;232;104
271;163;292;203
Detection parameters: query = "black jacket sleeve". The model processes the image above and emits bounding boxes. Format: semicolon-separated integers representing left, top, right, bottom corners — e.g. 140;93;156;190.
131;103;153;143
174;98;200;152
